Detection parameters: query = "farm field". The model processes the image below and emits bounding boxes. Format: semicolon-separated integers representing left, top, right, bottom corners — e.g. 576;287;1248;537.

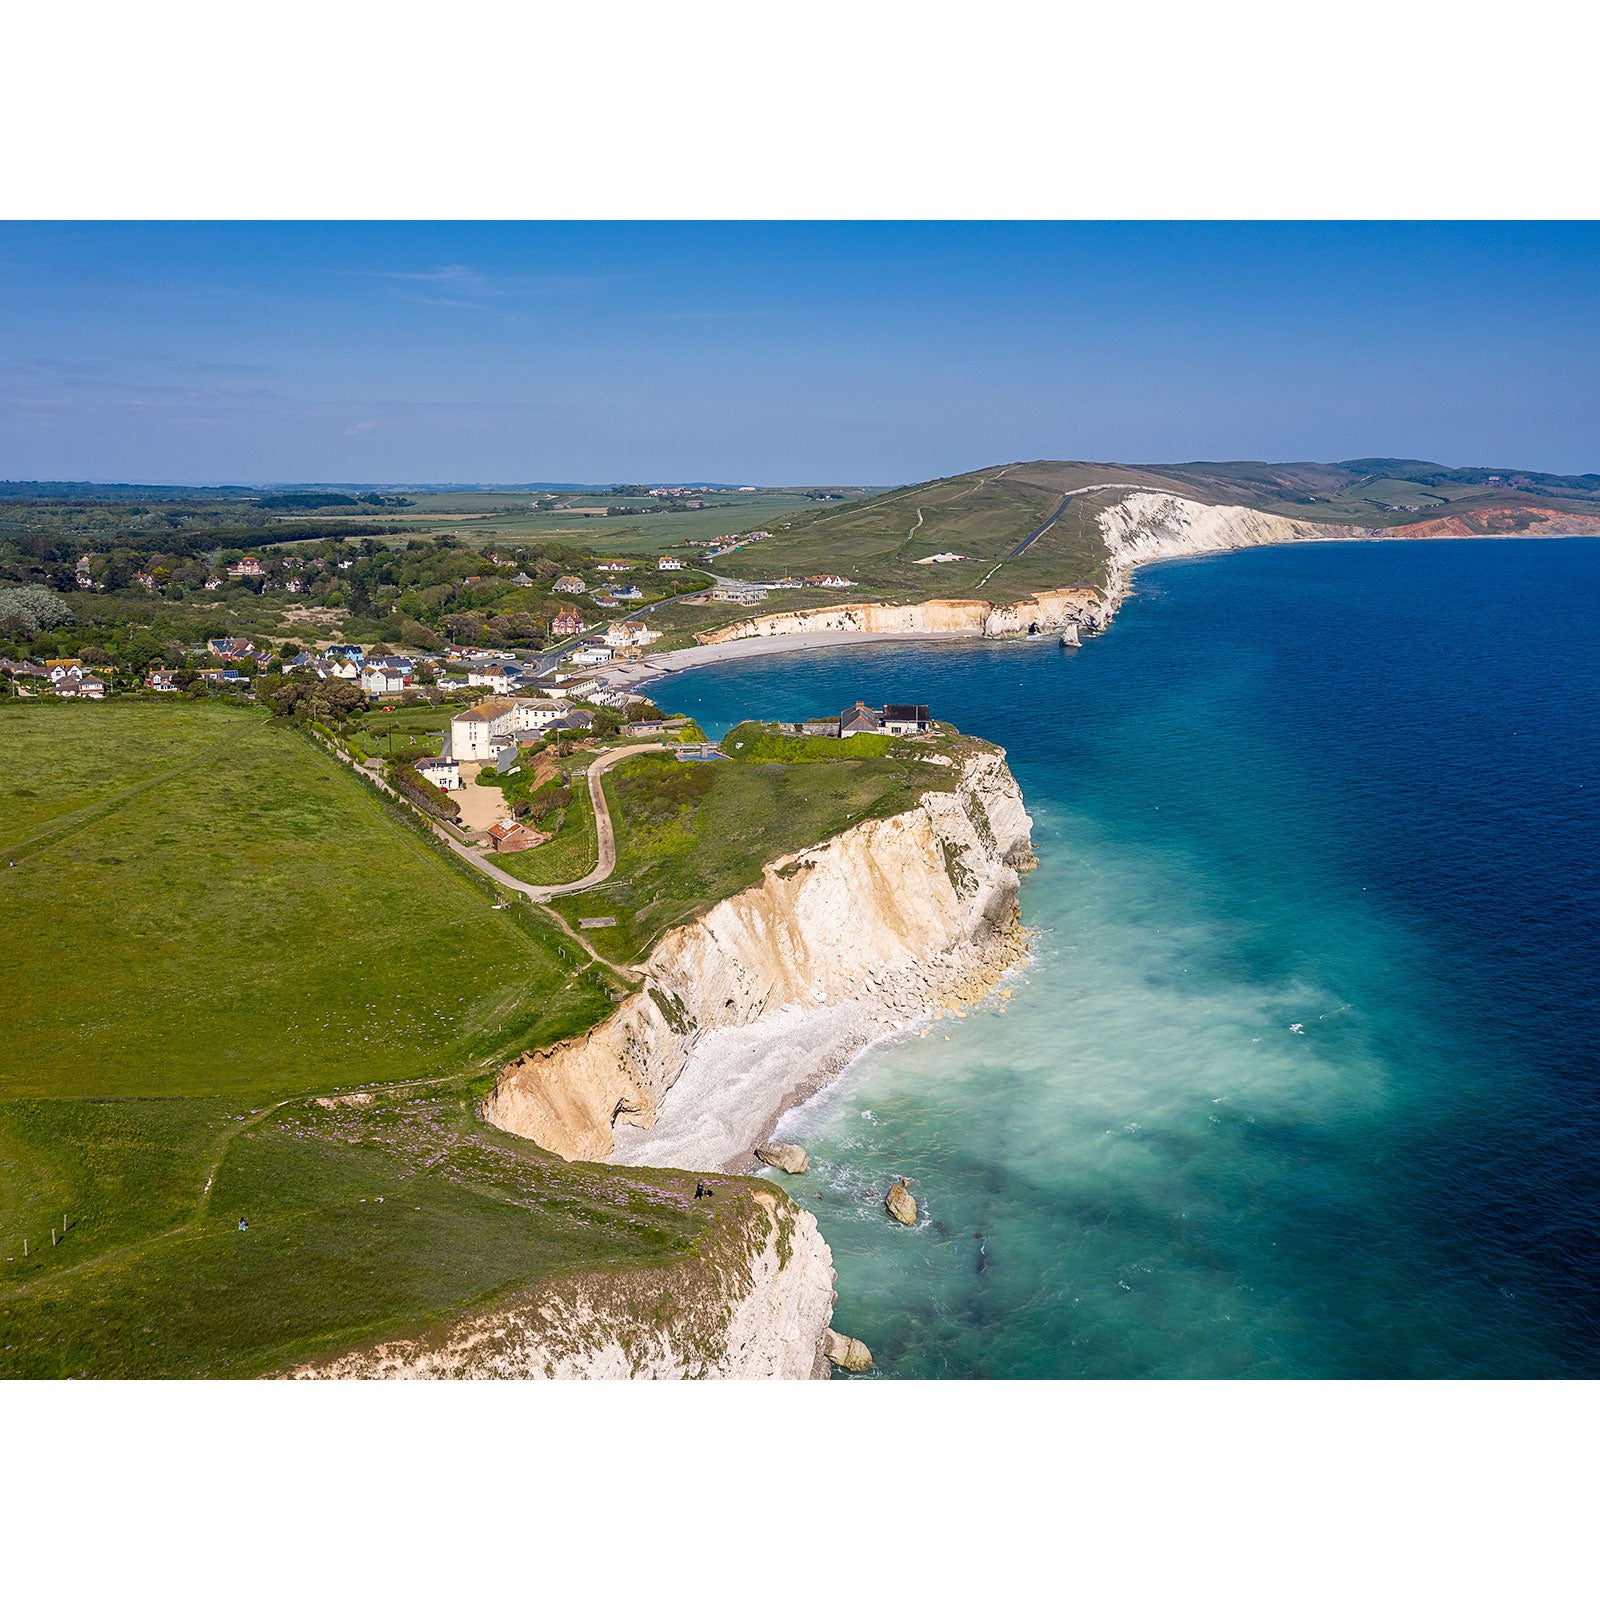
305;488;870;555
0;699;769;1376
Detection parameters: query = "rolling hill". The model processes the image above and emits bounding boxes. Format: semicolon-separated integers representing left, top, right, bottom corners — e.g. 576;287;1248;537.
667;458;1600;645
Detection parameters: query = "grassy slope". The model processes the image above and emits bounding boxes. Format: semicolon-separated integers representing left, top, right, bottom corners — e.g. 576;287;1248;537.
0;700;769;1376
557;729;963;967
1;703;595;1100
653;457;1600;644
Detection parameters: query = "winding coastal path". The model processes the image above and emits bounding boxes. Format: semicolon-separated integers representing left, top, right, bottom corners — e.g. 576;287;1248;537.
521;742;665;901
314;728;664;905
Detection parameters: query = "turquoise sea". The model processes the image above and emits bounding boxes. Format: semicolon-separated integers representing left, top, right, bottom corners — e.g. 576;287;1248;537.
665;538;1600;1378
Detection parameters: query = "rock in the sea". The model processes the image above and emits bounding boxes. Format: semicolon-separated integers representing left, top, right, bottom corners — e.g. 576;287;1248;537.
885;1180;917;1226
823;1328;873;1373
756;1142;809;1175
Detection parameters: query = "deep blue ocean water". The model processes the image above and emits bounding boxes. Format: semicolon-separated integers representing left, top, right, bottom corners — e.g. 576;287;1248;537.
663;539;1600;1377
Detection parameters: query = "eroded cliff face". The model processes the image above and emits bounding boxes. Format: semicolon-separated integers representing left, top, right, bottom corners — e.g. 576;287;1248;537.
290;1190;836;1380
694;588;1101;647
1091;492;1352;619
486;747;1034;1166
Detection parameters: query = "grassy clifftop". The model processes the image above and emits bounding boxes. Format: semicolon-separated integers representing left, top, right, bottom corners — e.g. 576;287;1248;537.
554;723;973;967
0;700;783;1376
661;456;1600;645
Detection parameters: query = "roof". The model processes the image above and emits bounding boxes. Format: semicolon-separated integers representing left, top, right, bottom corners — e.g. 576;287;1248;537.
882;704;931;721
452;696;517;724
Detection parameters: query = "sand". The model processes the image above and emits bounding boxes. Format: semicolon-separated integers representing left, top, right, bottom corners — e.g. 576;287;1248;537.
607;999;912;1174
595;627;985;692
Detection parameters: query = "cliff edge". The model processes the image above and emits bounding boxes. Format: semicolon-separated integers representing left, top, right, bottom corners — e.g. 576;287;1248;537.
290;1188;837;1380
486;744;1034;1171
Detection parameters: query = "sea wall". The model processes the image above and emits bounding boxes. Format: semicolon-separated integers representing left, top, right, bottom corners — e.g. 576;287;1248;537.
693;588;1101;647
485;747;1034;1167
289;1189;837;1380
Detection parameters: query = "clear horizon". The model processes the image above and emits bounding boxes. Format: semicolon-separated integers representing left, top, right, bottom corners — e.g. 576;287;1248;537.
3;222;1598;485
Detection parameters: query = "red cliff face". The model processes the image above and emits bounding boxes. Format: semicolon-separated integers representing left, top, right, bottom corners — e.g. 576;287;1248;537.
1386;506;1600;541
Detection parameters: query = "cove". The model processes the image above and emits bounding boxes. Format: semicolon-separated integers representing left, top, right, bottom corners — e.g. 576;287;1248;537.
658;537;1600;1378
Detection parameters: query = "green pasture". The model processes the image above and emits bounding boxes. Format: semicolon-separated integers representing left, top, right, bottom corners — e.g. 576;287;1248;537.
0;701;598;1101
0;1080;763;1377
0;699;787;1375
704;463;1120;613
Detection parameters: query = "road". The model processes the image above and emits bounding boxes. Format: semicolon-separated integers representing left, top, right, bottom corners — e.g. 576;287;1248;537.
1005;481;1173;559
313;727;664;904
521;742;665;900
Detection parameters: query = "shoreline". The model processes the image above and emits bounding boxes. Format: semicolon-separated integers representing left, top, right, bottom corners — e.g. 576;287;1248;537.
609;931;1036;1176
595;625;991;693
592;527;1600;697
563;519;1600;1176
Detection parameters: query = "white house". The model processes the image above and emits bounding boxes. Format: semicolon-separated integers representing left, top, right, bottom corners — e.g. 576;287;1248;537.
657;556;683;571
608;584;644;601
467;663;514;692
602;621;659;651
361;664;407;696
449;695;568;760
553;575;587;594
567;645;614;667
414;757;462;791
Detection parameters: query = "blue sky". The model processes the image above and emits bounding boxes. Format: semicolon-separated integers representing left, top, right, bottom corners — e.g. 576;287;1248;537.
2;222;1597;485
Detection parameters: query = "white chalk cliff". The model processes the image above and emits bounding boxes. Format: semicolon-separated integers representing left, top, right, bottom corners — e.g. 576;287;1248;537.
486;745;1034;1169
1092;491;1351;619
694;588;1101;647
289;1190;838;1380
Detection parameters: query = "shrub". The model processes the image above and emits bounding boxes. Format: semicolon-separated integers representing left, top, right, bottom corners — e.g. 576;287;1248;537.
390;762;461;820
0;585;74;638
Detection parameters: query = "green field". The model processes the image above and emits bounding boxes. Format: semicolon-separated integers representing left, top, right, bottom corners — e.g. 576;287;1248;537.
298;488;868;555
555;730;963;966
349;704;452;761
0;700;773;1376
677;463;1123;622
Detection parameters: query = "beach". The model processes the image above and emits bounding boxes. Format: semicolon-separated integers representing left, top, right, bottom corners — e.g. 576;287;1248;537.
596;626;987;693
607;1000;914;1173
